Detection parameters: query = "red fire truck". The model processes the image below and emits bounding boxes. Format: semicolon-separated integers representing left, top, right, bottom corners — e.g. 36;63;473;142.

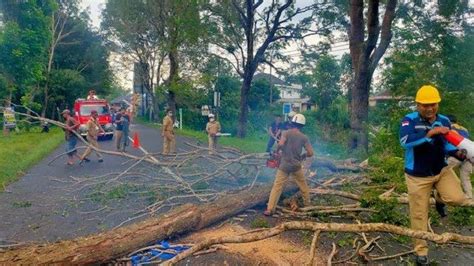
73;98;114;140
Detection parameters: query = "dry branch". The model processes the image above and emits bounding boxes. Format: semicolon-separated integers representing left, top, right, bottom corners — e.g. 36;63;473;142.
163;221;474;265
308;230;320;266
0;184;297;264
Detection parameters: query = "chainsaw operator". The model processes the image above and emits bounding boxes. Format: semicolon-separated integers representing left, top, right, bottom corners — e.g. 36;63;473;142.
206;113;221;154
264;113;314;216
399;85;472;265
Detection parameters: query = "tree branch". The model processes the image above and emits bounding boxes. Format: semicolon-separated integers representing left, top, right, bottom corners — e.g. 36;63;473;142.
369;0;397;75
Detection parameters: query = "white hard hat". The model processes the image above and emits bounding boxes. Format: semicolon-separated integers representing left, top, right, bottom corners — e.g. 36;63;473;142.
292;113;306;125
208;113;215;118
288;111;297;118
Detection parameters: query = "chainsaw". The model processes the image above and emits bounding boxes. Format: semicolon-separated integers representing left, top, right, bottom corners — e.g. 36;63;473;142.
266;151;281;168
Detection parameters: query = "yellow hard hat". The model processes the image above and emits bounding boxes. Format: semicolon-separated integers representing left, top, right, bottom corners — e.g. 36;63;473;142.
415;85;441;104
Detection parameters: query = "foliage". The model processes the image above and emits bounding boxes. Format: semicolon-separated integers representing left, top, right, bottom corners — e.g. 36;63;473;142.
302;54;342;110
0;0;53;102
360;194;409;226
449;206;474;226
250;217;270;229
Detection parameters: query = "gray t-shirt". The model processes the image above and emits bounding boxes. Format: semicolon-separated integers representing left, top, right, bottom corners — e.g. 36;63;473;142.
279;130;310;173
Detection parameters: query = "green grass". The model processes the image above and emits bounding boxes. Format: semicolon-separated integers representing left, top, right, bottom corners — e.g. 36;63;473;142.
135;117;267;153
0;127;64;189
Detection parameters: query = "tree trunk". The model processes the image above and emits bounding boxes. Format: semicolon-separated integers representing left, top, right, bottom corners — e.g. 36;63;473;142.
167;45;179;120
349;66;370;151
237;73;253;138
0;184;296;264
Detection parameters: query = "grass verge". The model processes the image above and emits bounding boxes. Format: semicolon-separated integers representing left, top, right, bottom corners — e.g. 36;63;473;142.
135;117;267;153
0;127;63;189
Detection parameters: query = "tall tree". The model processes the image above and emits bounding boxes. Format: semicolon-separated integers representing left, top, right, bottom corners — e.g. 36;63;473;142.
0;0;53;106
102;0;163;120
102;0;204;120
208;0;342;137
348;0;397;151
302;54;342;110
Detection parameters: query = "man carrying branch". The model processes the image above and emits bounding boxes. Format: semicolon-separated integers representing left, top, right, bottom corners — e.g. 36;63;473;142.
399;85;472;265
264;114;314;216
80;110;104;164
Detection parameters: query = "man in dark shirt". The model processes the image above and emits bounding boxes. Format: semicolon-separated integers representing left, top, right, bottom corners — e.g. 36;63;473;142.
115;107;130;151
399;85;471;265
266;115;282;153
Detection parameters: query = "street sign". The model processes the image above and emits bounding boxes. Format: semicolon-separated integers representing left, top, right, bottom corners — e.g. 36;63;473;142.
201;105;210;116
3;107;16;129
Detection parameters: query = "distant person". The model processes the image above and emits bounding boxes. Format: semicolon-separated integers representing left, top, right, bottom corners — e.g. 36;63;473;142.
62;109;81;165
206;114;221;154
264;114;314;216
162;109;176;154
79;110;104;164
86;89;98;100
447;114;472;199
110;108;117;124
115;107;130;152
266;114;282;154
281;111;297;132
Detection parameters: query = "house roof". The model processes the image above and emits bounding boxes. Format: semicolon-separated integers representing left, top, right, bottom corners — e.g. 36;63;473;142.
253;73;287;85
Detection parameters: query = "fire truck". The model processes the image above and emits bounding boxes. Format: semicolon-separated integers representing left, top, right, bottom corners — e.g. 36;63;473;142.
73;98;114;140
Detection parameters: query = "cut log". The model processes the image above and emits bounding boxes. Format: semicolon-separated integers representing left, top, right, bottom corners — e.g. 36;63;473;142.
0;184;296;264
312;157;361;172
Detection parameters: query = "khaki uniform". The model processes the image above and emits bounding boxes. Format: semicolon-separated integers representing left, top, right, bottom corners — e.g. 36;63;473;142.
162;115;176;154
406;167;471;256
81;118;103;160
267;130;312;212
206;121;221;153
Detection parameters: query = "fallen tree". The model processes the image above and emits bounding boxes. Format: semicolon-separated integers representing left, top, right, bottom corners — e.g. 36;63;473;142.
0;184;296;264
164;221;474;265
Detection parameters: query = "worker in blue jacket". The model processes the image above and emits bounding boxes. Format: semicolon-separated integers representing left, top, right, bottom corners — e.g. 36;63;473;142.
399;85;472;265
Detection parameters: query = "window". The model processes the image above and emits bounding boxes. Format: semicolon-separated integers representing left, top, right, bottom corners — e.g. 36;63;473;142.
80;105;109;115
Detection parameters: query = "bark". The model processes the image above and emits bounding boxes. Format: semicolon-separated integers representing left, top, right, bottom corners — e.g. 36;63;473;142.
165;220;474;265
167;45;178;119
0;184;297;264
348;0;397;151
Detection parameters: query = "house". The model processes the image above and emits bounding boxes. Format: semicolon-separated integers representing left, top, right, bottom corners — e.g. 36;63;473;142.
369;90;413;107
253;73;313;112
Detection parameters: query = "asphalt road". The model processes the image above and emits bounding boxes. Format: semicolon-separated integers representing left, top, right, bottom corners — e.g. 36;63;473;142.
0;123;216;243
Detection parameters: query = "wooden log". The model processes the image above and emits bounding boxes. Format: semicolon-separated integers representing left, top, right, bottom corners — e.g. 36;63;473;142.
0;184;296;264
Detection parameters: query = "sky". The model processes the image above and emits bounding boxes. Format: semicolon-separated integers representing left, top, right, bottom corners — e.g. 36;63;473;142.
79;0;350;90
79;0;104;29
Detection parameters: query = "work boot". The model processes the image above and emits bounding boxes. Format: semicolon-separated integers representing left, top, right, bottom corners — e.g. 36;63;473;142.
435;202;447;217
415;255;429;265
79;157;90;165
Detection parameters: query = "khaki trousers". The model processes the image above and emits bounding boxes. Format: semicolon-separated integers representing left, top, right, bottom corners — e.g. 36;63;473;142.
448;157;473;198
115;130;123;150
163;135;176;154
406;167;471;256
267;168;310;212
208;135;217;153
82;136;103;160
